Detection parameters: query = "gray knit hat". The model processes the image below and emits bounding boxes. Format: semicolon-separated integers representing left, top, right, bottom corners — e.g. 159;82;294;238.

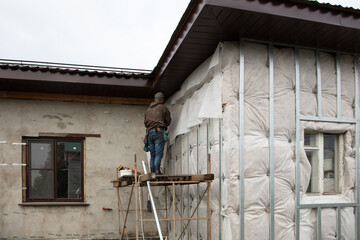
154;92;165;100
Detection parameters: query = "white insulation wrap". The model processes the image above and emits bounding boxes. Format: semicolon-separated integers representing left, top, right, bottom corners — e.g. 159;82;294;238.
163;41;358;239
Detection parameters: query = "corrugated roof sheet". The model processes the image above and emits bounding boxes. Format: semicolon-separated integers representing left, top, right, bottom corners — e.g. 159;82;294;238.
291;0;360;12
0;60;152;79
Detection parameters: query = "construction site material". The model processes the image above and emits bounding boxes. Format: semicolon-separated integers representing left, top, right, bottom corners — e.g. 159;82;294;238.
112;155;214;239
164;41;359;239
118;170;134;178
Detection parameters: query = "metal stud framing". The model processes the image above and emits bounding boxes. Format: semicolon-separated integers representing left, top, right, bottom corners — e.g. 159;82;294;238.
317;206;322;240
294;47;358;239
239;40;245;240
268;44;275;240
336;54;342;118
316;50;322;118
354;55;360;240
219;118;223;240
337;206;341;240
180;134;184;239
295;47;301;240
238;39;360;240
187;133;191;240
197;125;200;239
167;39;359;240
207;118;210;239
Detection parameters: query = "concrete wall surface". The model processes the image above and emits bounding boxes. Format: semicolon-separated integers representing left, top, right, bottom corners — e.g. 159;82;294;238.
0;98;157;239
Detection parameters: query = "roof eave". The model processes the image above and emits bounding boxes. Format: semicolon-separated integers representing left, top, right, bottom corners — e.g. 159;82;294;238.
205;0;360;29
152;0;360;98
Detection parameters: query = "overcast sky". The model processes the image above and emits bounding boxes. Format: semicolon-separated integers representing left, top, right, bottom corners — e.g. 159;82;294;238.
0;0;359;70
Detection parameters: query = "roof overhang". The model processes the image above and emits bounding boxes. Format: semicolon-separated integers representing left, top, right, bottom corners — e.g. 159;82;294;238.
153;0;360;97
0;61;155;104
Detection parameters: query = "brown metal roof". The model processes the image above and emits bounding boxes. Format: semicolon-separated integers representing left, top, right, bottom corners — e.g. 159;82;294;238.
0;60;156;101
1;0;360;103
0;60;152;77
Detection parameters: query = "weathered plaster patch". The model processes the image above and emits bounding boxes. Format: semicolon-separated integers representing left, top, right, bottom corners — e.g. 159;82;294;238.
58;113;72;118
43;115;62;121
57;122;66;129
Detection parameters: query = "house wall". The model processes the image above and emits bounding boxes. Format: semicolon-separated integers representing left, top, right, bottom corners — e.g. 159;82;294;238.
165;41;358;240
0;99;155;239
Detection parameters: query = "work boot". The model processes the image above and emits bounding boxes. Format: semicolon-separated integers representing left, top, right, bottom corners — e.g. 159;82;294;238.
155;166;162;175
150;167;155;173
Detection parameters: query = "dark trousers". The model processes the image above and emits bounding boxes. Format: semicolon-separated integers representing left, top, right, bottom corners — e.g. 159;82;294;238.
147;128;165;170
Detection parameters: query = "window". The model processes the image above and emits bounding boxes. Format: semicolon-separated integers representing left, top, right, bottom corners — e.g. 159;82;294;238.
24;138;84;202
304;132;343;195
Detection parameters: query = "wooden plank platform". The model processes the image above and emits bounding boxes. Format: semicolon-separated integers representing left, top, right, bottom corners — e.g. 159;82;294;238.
112;173;214;187
112;175;136;187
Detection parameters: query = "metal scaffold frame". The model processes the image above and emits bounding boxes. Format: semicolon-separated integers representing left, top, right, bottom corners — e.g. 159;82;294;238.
112;154;214;240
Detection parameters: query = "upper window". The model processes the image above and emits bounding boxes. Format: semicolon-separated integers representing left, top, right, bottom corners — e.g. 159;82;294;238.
24;138;84;202
304;132;344;195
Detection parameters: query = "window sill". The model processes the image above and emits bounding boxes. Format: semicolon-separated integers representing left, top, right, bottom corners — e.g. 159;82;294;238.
302;194;352;205
19;202;89;207
306;192;342;196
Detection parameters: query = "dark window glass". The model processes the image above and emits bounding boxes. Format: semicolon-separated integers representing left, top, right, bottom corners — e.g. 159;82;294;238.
304;132;342;195
56;141;82;199
25;138;83;202
304;134;317;147
30;143;53;168
30;170;54;198
323;134;336;193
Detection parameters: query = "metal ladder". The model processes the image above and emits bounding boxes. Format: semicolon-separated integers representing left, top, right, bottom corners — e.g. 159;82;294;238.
141;161;164;239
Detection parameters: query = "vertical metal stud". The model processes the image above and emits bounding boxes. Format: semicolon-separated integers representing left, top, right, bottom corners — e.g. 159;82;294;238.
197;124;200;239
173;182;176;240
239;39;245;240
168;145;170;174
336;53;342;118
336;207;341;240
316;50;322;118
295;47;301;240
180;134;184;239
167;144;171;175
207;118;210;239
174;137;177;175
354;55;360;240
219;118;223;240
317;206;322;240
173;137;177;237
269;44;275;240
207;118;210;164
187;133;191;240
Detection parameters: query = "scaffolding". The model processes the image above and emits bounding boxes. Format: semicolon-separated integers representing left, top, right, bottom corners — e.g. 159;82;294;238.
112;155;214;240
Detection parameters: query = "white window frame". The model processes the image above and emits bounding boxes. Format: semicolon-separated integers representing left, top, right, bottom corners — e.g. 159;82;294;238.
304;132;344;195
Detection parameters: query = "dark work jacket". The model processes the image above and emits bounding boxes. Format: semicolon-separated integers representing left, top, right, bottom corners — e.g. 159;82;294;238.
144;102;171;131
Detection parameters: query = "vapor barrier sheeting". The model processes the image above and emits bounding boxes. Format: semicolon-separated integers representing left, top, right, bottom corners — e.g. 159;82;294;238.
159;41;358;239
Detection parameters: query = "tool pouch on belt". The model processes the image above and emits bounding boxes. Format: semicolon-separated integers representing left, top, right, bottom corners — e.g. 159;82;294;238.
143;133;150;152
164;131;169;142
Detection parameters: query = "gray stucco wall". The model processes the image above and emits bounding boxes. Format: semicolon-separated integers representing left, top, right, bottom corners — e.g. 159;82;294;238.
0;98;153;239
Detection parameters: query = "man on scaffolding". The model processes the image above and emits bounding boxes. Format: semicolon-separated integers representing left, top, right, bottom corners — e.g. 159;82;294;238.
144;92;171;174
